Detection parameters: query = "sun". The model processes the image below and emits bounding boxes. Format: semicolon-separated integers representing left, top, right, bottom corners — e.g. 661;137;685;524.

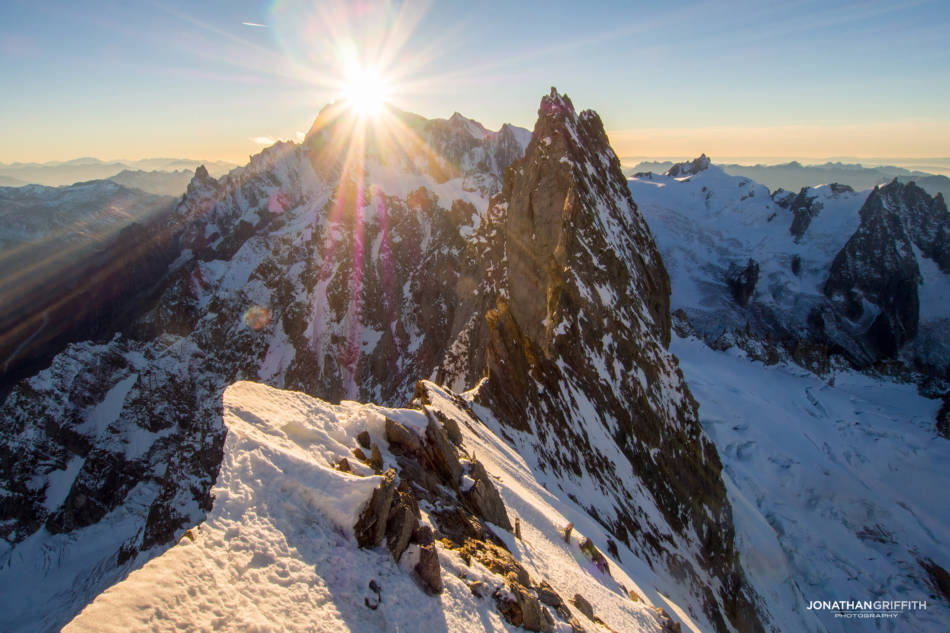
342;65;389;118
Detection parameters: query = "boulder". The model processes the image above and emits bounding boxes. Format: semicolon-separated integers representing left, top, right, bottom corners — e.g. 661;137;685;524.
495;578;553;633
462;459;512;531
423;412;462;487
571;593;594;621
385;491;419;562
536;580;563;607
412;526;443;594
385;417;424;456
354;469;397;548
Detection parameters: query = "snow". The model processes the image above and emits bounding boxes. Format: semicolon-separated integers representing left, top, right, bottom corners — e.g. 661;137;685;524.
628;169;866;336
671;334;950;632
365;163;490;215
63;380;680;633
914;242;950;323
40;456;85;512
83;373;138;436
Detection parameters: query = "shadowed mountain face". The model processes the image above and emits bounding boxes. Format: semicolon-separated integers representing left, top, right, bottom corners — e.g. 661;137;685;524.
0;94;765;632
470;90;763;633
0;182;178;394
825;180;950;360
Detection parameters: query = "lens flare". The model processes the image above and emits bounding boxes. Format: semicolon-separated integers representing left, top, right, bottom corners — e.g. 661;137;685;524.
342;64;389;117
243;305;271;331
267;190;290;214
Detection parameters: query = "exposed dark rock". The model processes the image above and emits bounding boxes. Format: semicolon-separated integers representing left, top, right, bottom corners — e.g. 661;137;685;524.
727;259;759;307
786;187;823;242
414;533;443;595
335;457;352;473
44;450;145;534
536;580;563;607
667;154;711;178
570;593;595;621
456;538;530;587
825;182;921;359
369;443;384;474
432;506;491;546
503;89;671;355
385;418;423;456
354;468;397;548
356;430;371;449
462;459;512;531
364;579;381;610
423;411;463;487
919;557;950;605
437;411;463;445
495;578;553;633
465;89;764;633
829;182;854;195
886;182;950;272
938;396;950;439
385;491;419;562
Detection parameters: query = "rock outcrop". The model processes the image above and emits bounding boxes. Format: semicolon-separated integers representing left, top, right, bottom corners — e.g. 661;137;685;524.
825;181;922;358
667;153;711;178
448;89;764;633
727;259;759;307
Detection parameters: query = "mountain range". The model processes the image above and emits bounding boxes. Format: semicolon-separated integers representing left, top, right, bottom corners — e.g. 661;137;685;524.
0;92;948;633
627;159;950;200
0;158;238;193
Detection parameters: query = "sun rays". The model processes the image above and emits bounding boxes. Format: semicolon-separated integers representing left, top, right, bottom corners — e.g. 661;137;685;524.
341;64;390;118
237;1;467;399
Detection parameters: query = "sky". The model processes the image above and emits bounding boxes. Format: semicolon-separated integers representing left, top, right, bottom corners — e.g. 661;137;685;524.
1;0;949;166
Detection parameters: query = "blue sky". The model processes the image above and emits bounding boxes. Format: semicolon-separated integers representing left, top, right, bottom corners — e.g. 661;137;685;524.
2;0;949;163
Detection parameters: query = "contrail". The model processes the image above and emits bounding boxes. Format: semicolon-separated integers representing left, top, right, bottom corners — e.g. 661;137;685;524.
241;21;267;28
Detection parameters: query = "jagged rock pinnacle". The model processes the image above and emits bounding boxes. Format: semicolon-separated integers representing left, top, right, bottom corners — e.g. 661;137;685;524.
667;153;711;178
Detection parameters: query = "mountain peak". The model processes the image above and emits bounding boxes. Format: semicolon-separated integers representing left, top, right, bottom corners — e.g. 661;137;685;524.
667;153;711;177
539;86;576;119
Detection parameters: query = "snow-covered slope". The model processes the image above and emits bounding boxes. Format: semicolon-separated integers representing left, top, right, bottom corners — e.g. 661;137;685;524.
0;180;173;251
629;164;862;320
63;380;684;633
629;159;950;376
672;334;950;633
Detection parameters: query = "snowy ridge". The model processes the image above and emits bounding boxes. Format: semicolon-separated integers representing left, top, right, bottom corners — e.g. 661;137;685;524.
65;380;683;633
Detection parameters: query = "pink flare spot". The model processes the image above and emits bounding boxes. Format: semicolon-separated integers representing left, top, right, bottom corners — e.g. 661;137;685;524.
267;191;290;214
243;305;271;331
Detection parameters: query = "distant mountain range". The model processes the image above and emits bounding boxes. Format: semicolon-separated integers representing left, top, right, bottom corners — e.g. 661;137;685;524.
626;159;950;198
107;169;196;197
0;157;238;192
